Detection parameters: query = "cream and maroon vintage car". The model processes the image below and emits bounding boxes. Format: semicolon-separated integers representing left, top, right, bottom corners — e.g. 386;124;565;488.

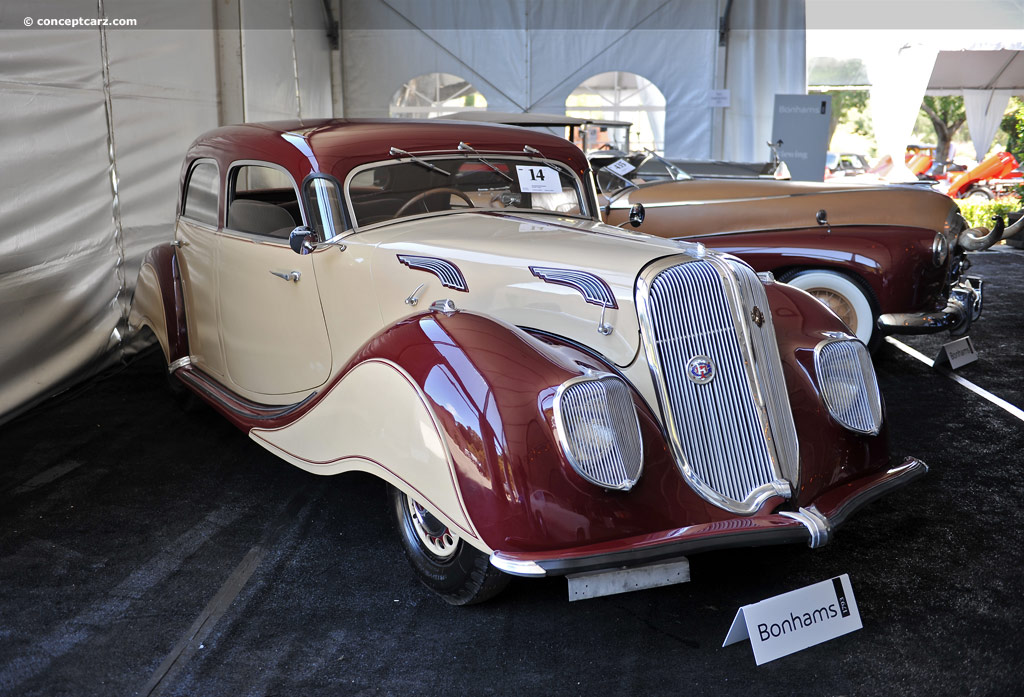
598;155;1022;347
131;119;926;605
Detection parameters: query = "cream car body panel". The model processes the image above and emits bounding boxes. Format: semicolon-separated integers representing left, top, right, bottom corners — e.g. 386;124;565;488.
361;210;686;369
176;218;225;380
250;358;482;548
216;230;332;398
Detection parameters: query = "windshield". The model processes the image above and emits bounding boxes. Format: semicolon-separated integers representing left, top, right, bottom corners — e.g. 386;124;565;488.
591;152;690;193
346;155;588;228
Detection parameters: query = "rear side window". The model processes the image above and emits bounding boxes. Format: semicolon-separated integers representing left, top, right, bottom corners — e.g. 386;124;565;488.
182;161;219;226
227;164;301;239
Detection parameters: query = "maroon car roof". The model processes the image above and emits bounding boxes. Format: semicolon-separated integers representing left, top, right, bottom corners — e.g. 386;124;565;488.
184;118;591;183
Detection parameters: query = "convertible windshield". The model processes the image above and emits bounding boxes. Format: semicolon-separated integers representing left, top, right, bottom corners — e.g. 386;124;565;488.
346;154;587;227
592;152;691;193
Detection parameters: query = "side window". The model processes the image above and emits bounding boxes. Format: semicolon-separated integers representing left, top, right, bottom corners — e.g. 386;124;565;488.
182;161;219;226
305;177;345;239
226;164;301;239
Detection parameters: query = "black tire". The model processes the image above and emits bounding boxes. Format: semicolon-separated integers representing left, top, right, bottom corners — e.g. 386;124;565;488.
962;185;994;201
389;485;509;605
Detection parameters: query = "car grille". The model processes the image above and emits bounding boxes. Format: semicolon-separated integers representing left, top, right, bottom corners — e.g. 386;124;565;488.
636;257;798;514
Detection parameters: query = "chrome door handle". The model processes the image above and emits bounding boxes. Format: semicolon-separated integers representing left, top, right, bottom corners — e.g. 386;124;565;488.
270;270;301;283
170;239;189;248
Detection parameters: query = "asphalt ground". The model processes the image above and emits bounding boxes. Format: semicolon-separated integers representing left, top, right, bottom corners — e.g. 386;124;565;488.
1;247;1022;697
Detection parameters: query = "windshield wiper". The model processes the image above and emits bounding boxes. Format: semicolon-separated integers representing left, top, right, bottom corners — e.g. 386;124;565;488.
389;147;450;176
642;148;691;181
458;142;513;182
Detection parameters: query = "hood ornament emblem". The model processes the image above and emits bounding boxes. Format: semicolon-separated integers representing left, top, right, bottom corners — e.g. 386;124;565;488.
686;356;716;385
751;306;765;327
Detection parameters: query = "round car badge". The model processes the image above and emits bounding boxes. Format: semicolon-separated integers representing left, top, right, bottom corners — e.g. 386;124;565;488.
686;355;716;385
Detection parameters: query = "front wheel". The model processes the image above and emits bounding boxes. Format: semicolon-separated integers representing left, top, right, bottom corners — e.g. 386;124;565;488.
389;486;509;605
779;269;876;347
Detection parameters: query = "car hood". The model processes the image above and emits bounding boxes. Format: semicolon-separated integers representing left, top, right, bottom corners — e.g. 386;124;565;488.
363;211;696;367
603;179;955;238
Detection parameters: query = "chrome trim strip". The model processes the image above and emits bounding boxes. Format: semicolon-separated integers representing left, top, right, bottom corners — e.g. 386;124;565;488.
530;267;618;308
781;506;832;548
397;255;468;292
635;255;796;514
168;356;192;373
489;554;547;577
828;456;928;529
552;373;644;491
606;185;896;211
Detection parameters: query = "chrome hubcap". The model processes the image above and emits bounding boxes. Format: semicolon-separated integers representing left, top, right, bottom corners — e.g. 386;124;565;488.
406;496;459;559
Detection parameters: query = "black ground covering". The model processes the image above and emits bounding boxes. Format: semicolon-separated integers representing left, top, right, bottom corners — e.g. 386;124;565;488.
1;248;1022;697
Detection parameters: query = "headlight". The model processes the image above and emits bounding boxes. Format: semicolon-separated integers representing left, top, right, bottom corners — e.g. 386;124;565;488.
932;232;949;266
814;339;883;435
553;373;643;490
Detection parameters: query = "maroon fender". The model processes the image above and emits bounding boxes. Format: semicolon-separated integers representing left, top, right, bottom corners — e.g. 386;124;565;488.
764;281;892;504
686;226;948;315
343;310;743;554
136;244;189;363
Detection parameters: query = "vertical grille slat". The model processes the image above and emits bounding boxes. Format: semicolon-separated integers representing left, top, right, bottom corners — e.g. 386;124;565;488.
637;258;799;512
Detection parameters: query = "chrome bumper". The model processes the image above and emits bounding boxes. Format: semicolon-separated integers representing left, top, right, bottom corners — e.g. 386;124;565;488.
489;457;928;577
876;276;983;336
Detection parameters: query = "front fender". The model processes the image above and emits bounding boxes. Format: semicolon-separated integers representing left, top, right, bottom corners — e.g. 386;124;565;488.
766;281;892;505
255;309;721;556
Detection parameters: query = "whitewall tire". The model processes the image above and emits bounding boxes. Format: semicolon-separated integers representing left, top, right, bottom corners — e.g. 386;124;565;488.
780;270;876;345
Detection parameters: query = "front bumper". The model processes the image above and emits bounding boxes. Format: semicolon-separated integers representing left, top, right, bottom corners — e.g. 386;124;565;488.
876;276;983;336
489;456;927;577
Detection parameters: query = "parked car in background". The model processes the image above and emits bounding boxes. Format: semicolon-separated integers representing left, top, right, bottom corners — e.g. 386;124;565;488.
598;164;1018;346
945;151;1022;200
131;119;927;604
826;152;872;179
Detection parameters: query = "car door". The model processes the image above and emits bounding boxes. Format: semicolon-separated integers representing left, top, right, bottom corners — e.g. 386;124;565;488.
216;162;332;399
176;159;227;381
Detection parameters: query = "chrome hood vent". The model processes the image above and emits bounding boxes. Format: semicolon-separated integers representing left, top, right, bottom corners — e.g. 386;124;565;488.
636;255;798;514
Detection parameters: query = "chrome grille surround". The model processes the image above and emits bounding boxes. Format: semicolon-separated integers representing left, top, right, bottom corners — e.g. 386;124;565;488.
553;373;643;491
635;255;798;514
814;338;883;435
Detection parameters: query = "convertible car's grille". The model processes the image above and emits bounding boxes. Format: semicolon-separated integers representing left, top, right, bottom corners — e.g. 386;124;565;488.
637;258;798;513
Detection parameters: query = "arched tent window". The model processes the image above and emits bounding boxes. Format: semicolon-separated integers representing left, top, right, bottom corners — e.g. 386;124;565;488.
566;72;666;153
389;72;487;119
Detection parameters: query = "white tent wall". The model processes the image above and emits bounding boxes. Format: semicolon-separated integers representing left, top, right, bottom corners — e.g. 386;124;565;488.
340;0;805;159
0;0;336;423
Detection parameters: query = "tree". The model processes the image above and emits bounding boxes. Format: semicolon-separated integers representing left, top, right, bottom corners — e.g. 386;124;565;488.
1001;97;1024;163
825;90;871;146
919;96;965;164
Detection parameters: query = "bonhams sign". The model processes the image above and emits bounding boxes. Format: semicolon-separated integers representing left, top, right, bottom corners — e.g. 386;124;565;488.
722;574;862;665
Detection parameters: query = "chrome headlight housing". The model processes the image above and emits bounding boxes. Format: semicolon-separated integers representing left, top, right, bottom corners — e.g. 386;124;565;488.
553;373;643;490
932;232;949;267
814;339;883;435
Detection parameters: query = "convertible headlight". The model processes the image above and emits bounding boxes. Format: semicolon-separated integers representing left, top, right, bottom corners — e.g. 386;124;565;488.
553;373;643;490
814;339;883;435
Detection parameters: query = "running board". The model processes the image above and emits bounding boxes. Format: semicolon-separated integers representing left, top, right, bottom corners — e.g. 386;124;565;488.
567;558;691;601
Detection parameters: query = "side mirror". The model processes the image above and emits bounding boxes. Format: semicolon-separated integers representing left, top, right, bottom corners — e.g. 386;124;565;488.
628;202;645;228
289;226;316;255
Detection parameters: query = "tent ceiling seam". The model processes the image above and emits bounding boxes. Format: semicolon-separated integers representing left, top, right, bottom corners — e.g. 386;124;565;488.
289;0;304;119
375;0;525;110
526;0;675;110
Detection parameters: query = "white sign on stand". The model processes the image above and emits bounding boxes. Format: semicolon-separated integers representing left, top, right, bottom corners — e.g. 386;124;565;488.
935;336;979;370
722;574;862;665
